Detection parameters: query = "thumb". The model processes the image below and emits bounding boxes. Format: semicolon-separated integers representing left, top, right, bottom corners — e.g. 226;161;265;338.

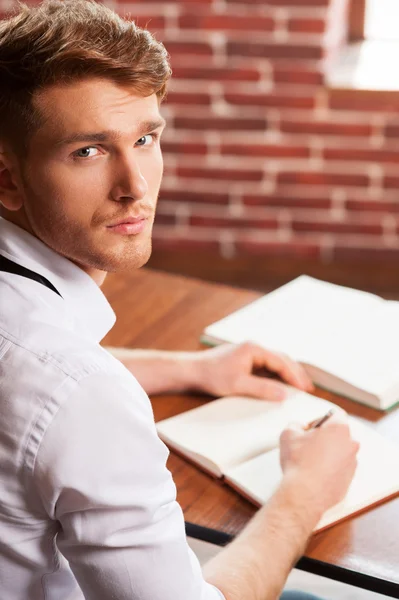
235;374;287;402
279;421;304;444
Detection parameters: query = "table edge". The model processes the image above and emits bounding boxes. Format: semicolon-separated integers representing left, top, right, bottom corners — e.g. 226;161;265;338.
185;522;399;598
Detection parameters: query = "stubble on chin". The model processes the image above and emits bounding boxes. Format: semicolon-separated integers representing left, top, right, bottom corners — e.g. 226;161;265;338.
98;236;153;273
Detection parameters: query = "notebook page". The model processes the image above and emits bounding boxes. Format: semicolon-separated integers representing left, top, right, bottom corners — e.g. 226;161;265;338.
204;276;399;397
156;389;340;474
316;419;399;530
224;417;399;532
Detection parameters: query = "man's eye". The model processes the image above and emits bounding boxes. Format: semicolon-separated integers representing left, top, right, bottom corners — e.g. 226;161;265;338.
74;147;99;158
136;134;155;147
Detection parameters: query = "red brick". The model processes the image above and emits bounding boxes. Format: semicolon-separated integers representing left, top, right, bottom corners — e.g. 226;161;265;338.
190;215;278;229
165;92;211;106
227;0;328;5
292;220;383;235
274;67;323;86
278;171;369;187
324;148;399;163
288;18;325;33
243;194;331;209
160;189;230;205
280;120;372;137
346;199;399;213
154;214;177;226
384;176;399;189
174;116;268;132
170;54;213;68
179;14;274;31
384;124;399;138
130;15;166;30
165;41;213;56
172;66;260;82
236;240;321;258
122;0;212;3
161;141;208;155
227;41;322;61
329;92;399;113
177;0;213;3
334;246;399;263
224;92;316;110
221;144;310;158
178;166;263;182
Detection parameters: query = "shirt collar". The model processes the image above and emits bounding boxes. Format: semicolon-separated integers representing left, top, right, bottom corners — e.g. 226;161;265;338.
0;217;116;343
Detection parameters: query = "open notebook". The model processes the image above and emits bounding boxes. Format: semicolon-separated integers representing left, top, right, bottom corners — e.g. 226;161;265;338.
156;388;399;533
201;275;399;411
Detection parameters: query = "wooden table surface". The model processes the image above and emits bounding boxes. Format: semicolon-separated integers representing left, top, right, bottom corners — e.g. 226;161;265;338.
102;268;399;598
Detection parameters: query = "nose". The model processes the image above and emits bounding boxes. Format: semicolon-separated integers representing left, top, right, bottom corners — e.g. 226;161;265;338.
110;155;148;202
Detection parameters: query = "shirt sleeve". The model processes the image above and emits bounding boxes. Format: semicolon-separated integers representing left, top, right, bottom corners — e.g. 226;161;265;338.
34;370;224;600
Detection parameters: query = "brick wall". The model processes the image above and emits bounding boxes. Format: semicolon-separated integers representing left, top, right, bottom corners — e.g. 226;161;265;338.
3;0;399;286
124;0;399;269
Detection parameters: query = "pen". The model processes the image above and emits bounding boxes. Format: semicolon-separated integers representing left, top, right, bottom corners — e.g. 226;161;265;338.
304;409;334;431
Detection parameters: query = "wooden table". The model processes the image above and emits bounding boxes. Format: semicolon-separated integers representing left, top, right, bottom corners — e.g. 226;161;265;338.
102;268;399;599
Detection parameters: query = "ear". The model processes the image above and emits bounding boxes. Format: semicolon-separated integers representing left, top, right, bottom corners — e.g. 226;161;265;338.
0;148;23;211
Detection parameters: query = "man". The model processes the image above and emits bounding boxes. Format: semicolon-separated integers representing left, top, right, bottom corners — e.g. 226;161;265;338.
0;1;359;599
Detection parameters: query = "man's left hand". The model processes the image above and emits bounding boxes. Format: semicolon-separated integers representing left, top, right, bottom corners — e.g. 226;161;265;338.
191;342;314;401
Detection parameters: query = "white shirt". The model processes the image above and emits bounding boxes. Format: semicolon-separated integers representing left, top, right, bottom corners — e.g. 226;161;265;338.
0;217;224;600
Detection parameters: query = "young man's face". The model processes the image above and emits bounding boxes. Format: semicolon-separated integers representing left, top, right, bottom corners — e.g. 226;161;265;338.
3;78;165;282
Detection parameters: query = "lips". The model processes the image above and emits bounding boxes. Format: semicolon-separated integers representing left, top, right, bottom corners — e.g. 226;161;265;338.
106;215;148;236
107;216;146;228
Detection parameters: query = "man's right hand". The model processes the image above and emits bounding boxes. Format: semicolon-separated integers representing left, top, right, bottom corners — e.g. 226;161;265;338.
279;412;360;516
204;411;360;600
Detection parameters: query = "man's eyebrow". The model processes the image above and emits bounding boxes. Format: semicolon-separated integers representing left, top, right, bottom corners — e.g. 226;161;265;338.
55;118;166;146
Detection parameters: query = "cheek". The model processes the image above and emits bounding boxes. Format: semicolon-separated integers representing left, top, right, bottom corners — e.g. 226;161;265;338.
35;162;108;215
59;163;107;192
141;149;163;191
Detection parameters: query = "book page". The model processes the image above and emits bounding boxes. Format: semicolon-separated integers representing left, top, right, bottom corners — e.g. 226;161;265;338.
316;419;399;530
156;388;340;475
224;417;399;532
204;276;399;399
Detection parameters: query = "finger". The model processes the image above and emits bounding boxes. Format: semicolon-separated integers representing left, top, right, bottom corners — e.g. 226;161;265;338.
279;422;304;445
277;353;314;391
235;374;288;401
251;344;312;390
250;344;313;391
281;421;304;437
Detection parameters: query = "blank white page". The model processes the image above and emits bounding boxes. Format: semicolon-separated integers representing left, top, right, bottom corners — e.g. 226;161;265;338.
156;388;339;474
204;276;399;397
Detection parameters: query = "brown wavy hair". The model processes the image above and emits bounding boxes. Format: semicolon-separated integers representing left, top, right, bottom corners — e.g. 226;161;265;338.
0;0;171;154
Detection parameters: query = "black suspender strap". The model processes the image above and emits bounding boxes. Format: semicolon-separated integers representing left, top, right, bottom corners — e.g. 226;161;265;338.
0;253;62;298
